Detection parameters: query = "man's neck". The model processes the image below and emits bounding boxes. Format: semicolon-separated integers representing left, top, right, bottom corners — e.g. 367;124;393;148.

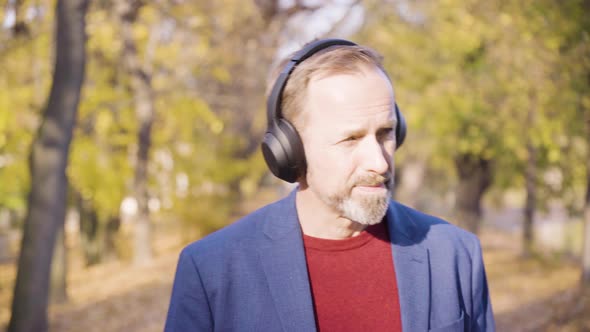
295;187;368;239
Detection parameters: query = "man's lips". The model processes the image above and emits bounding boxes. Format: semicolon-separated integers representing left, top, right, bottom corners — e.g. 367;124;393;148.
354;182;388;191
356;179;390;187
358;183;385;187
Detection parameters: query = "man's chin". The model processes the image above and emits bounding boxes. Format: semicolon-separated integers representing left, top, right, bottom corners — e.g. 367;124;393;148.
339;196;389;226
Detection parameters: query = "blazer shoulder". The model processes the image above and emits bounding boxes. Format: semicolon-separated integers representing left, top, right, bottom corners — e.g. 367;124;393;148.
392;201;481;251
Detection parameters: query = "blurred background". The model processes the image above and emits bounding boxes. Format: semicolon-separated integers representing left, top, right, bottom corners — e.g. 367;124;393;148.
0;0;589;331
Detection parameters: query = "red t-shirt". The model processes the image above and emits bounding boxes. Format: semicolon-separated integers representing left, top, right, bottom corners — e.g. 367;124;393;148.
303;222;402;332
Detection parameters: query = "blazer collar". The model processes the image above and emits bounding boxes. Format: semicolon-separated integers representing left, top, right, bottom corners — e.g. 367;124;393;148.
386;201;431;332
261;189;301;240
258;189;317;332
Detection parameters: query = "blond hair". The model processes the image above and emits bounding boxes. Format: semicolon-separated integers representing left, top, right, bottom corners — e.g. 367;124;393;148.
266;44;388;129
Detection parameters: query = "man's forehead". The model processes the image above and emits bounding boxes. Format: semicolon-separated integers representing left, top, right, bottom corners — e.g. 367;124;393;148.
308;74;393;103
308;105;397;134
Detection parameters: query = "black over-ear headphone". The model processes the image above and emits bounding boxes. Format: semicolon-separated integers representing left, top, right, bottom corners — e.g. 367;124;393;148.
261;38;407;183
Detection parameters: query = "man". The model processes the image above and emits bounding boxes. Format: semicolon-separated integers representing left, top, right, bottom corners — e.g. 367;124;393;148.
165;39;495;331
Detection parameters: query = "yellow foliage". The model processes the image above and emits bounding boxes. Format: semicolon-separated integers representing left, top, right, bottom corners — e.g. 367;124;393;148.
210;120;224;135
87;14;121;59
211;66;231;83
358;0;588;199
95;109;113;136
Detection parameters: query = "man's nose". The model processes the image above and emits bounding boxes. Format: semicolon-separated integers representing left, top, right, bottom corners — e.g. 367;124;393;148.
359;136;390;175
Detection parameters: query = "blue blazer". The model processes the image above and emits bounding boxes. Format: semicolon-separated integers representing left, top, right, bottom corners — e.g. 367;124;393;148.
165;190;495;331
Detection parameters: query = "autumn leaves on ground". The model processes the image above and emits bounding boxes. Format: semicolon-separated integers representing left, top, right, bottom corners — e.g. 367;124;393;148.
1;222;589;331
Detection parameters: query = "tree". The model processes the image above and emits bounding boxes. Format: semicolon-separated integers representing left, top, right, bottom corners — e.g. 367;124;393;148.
116;0;156;265
67;1;133;265
8;0;89;330
579;5;590;282
583;106;590;284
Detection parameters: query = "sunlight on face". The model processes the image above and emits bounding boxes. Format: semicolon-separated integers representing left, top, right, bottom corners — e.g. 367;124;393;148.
302;66;396;225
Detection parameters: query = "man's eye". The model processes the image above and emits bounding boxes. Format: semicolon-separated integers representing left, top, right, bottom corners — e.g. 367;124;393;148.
341;135;362;143
379;128;394;139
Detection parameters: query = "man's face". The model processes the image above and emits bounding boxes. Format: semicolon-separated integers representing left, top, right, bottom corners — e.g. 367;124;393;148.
300;66;397;225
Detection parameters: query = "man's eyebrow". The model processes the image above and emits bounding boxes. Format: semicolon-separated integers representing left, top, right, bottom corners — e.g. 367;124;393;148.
383;119;397;127
329;128;364;144
378;118;397;130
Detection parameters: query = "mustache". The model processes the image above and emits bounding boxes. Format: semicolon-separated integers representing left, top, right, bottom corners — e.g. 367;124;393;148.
354;173;391;186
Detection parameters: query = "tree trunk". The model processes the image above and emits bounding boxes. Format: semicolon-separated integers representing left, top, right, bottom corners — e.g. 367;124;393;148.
582;100;590;285
49;226;67;304
104;216;121;261
454;154;493;234
76;191;103;265
117;0;154;265
9;0;30;37
0;209;11;261
582;163;590;283
523;106;537;257
8;0;89;331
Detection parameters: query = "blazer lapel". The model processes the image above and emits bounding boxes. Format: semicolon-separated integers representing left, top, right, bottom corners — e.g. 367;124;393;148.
258;190;316;332
387;202;431;332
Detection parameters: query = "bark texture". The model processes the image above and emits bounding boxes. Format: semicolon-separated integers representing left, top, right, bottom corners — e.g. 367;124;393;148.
522;142;537;257
582;98;590;285
454;154;493;234
8;0;89;330
49;227;67;304
523;104;538;257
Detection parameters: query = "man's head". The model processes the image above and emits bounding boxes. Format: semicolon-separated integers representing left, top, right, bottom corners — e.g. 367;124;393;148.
263;39;403;225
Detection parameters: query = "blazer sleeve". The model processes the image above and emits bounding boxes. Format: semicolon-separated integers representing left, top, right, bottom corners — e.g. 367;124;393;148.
164;247;213;332
470;237;496;331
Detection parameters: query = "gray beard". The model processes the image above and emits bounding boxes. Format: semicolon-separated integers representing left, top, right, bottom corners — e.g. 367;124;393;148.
337;191;390;225
324;174;393;225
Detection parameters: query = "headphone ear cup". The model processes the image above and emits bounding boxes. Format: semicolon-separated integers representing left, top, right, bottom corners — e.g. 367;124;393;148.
261;119;305;183
395;104;407;149
261;129;289;182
